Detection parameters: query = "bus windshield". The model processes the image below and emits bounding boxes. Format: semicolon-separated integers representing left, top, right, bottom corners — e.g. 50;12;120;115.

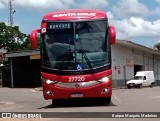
42;20;110;71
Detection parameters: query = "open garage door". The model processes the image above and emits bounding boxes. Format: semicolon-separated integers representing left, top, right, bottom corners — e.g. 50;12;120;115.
134;64;142;76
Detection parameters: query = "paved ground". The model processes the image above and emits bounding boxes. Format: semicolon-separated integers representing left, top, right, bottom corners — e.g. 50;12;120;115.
0;86;160;121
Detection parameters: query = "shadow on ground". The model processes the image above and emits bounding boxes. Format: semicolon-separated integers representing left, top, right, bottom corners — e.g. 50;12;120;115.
38;98;117;109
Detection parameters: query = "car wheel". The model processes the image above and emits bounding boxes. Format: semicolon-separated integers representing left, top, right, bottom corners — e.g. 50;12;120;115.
127;86;131;89
139;84;142;88
150;83;154;88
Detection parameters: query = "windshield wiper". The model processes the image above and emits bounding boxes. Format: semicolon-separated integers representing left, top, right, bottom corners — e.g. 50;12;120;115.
79;40;95;74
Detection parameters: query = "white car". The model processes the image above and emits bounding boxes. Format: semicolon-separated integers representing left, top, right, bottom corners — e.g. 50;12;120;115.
126;71;155;89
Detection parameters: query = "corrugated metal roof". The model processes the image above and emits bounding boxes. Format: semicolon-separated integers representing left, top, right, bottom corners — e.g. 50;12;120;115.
5;49;40;58
116;40;160;55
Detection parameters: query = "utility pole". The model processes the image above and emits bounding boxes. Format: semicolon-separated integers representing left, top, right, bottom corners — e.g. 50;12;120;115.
8;0;15;26
8;0;16;88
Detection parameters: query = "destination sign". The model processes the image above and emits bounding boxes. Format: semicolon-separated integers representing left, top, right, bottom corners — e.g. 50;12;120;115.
53;13;96;18
48;23;71;29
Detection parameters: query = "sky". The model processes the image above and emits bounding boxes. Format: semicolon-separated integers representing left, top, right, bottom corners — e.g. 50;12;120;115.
0;0;160;47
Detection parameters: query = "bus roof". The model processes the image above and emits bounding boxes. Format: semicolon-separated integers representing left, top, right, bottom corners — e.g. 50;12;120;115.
42;9;107;21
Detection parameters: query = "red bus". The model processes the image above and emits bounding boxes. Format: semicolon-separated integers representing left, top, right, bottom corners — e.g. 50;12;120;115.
30;9;116;105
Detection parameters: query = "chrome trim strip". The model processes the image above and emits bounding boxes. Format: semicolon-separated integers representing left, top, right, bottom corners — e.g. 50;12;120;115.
55;81;100;88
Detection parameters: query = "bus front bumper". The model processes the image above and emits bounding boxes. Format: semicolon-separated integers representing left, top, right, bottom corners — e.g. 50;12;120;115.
42;81;112;100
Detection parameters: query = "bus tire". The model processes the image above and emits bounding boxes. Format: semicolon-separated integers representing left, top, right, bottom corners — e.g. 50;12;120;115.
52;99;59;107
102;97;111;104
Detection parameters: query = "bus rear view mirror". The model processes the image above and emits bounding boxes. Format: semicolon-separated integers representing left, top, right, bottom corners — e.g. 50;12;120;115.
109;26;116;45
30;29;40;49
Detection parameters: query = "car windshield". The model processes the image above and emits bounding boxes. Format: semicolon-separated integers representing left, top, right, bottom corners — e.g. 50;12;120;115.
41;20;110;71
133;76;144;80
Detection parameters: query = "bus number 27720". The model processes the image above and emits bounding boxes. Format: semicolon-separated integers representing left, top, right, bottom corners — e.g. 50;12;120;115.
68;77;85;82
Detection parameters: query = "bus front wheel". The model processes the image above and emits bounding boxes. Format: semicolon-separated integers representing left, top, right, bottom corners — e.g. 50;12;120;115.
102;97;111;104
52;99;60;107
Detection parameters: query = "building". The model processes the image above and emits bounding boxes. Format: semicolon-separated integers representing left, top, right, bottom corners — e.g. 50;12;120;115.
2;40;160;88
112;40;160;87
2;50;41;87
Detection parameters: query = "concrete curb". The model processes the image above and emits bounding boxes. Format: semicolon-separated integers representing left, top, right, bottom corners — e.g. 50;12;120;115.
112;87;127;90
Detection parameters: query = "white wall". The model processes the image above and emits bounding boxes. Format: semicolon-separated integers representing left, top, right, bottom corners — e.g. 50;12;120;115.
134;53;143;65
111;44;134;87
154;58;158;81
111;43;160;87
158;60;160;80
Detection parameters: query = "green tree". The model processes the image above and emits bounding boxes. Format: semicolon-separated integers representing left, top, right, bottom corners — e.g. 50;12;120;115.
154;42;160;51
0;22;31;52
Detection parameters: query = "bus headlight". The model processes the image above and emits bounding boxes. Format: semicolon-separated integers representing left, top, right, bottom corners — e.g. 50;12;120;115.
98;76;111;83
46;80;55;84
41;78;57;84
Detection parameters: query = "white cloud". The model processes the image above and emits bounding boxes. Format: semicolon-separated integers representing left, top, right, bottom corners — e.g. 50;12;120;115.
14;0;75;10
77;0;108;9
0;3;4;9
155;0;160;3
107;11;114;19
153;6;160;16
108;12;160;39
112;0;150;18
0;0;7;9
0;0;108;10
